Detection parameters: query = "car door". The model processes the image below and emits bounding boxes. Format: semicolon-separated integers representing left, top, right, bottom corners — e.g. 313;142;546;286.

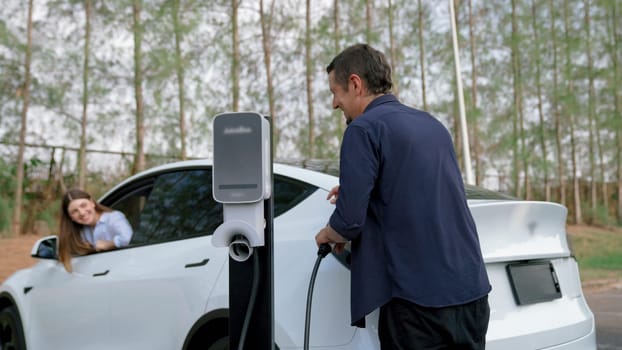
24;247;121;350
101;169;229;349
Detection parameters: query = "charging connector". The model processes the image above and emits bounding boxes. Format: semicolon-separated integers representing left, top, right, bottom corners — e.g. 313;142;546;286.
303;243;332;350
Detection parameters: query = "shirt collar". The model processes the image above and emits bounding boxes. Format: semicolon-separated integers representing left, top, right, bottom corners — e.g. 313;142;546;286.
363;94;398;113
96;211;110;225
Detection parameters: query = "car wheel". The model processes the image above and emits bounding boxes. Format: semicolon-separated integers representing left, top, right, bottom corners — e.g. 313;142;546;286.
0;305;26;350
207;336;228;350
185;318;229;350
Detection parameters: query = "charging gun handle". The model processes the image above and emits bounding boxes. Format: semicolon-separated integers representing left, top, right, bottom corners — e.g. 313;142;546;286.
317;243;332;258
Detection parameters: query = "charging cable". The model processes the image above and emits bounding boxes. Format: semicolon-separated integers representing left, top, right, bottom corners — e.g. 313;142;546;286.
237;250;260;350
303;243;333;350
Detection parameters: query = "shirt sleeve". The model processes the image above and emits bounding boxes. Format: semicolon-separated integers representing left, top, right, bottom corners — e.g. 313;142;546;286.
108;211;133;247
329;124;379;240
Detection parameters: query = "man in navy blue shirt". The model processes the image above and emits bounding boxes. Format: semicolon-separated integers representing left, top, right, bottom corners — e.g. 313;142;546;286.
315;43;491;349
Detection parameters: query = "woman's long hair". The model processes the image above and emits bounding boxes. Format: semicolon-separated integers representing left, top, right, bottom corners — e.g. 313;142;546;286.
58;188;111;272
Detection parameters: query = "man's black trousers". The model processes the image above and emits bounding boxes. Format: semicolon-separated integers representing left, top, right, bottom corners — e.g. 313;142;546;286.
378;295;490;350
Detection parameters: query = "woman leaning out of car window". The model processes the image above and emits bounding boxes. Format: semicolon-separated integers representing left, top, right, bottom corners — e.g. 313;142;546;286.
58;188;133;272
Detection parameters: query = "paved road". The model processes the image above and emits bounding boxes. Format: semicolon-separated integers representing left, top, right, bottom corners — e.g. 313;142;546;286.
585;284;622;350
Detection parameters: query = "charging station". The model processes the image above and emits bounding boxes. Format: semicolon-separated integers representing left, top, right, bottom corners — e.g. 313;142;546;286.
212;112;274;350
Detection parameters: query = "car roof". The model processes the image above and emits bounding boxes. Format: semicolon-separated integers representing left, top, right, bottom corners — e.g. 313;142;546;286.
102;159;339;199
102;159;516;202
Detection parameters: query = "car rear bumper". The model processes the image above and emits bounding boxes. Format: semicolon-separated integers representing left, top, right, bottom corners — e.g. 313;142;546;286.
541;324;596;349
487;314;595;349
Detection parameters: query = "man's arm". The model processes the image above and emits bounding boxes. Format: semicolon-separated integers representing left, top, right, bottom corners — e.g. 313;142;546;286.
315;224;347;254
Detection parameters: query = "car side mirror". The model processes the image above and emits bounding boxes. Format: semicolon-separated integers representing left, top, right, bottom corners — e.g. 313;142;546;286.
31;235;58;260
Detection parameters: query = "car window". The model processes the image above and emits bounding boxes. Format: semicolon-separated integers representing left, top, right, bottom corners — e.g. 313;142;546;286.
109;184;152;233
107;169;318;247
273;175;317;216
130;170;223;246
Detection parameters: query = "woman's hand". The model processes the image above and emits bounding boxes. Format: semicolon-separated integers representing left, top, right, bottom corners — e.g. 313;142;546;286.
94;240;116;252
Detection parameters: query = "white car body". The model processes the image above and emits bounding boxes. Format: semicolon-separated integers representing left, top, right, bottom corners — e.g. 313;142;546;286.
0;160;596;349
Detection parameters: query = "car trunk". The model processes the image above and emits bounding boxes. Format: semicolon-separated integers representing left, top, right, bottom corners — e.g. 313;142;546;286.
470;200;595;349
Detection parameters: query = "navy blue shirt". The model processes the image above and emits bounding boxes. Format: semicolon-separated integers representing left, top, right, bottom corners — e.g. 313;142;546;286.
329;94;491;327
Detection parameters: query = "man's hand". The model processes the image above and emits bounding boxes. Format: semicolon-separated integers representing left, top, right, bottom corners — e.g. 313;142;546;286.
315;224;347;254
327;185;339;204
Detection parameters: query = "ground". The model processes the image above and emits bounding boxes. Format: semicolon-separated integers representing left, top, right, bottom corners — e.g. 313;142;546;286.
0;233;42;284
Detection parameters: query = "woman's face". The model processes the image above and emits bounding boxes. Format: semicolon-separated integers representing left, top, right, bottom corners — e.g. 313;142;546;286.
67;198;98;226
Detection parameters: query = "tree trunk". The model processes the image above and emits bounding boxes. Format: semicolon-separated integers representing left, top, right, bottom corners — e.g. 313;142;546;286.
132;0;146;174
333;0;340;53
611;2;622;222
388;0;398;97
596;0;610;222
417;0;427;110
584;0;597;220
231;0;240;112
532;0;550;201
451;0;461;166
12;0;34;235
57;148;67;194
173;0;187;160
78;0;91;189
260;0;278;156
549;0;565;206
468;0;481;186
563;0;582;224
305;0;315;157
365;0;372;44
596;113;608;223
515;2;529;201
511;0;520;198
333;0;343;137
47;147;56;195
518;39;529;200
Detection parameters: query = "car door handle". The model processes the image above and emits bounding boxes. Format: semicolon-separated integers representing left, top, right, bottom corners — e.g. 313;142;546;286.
185;259;210;268
93;270;110;277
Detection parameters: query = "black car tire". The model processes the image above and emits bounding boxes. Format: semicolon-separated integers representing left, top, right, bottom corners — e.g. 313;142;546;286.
0;305;26;350
207;336;228;350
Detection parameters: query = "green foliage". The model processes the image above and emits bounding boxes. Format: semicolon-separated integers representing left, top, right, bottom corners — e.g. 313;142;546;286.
583;204;613;227
570;227;622;279
0;158;14;237
37;200;59;225
582;254;622;270
0;158;16;197
0;197;11;237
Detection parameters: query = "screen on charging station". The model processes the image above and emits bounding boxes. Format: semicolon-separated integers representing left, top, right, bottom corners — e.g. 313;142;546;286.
213;113;264;203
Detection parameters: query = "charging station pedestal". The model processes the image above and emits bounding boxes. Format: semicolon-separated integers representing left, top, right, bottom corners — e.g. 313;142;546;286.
212;112;274;350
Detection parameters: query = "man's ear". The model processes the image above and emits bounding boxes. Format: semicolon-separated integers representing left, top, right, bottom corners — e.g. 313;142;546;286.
348;74;364;95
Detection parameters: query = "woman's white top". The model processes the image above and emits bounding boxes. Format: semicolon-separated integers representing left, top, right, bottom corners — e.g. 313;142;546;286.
81;211;133;248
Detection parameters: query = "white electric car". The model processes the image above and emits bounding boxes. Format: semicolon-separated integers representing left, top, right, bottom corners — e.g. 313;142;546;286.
0;160;596;349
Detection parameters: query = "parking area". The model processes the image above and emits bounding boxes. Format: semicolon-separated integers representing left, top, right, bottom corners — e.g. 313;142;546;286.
585;283;622;350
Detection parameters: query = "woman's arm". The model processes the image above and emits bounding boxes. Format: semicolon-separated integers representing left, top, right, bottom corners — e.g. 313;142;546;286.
94;211;133;252
108;211;133;248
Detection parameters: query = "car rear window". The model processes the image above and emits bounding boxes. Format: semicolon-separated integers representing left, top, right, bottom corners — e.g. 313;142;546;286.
465;184;517;200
